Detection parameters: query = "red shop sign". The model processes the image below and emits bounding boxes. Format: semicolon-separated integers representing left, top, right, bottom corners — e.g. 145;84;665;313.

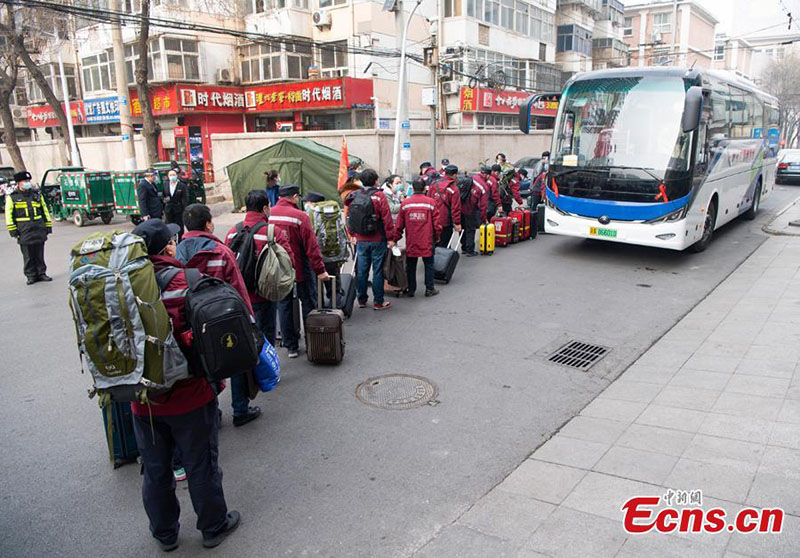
244;78;373;112
177;85;246;112
27;101;85;128
130;85;179;116
460;87;558;117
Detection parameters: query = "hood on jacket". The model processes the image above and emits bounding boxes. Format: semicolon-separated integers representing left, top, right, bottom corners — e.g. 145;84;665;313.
175;235;217;264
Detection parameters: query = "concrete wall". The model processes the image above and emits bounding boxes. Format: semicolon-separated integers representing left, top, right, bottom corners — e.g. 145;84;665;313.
210;128;552;199
0;136;150;181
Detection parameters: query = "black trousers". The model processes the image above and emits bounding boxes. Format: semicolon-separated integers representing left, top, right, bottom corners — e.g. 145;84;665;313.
502;202;513;214
406;256;434;294
132;400;228;544
461;213;479;254
438;225;454;248
20;242;46;279
164;207;185;239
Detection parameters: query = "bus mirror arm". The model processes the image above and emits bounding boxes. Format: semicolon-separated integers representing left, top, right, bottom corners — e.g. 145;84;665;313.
682;86;703;133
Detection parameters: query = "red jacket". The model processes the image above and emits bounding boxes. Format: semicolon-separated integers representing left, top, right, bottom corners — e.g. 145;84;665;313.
470;175;490;222
269;197;326;281
345;186;396;244
428;176;462;228
485;174;502;206
394;193;441;258
225;211;295;304
176;230;253;314
420;168;438;184
131;255;214;417
507;175;524;206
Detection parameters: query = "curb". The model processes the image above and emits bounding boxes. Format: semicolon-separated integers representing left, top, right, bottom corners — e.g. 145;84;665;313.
762;195;800;236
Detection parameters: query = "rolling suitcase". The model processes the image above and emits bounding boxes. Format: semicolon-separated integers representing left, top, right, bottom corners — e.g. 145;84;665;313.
479;222;495;255
102;401;139;469
339;250;357;319
305;277;345;364
434;230;463;284
510;218;521;244
536;204;546;233
509;209;531;240
491;216;511;247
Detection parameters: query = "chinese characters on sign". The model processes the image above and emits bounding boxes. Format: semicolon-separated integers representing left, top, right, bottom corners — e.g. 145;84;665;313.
27;102;84;128
179;86;245;112
84;97;120;123
243;78;351;112
459;87;559;117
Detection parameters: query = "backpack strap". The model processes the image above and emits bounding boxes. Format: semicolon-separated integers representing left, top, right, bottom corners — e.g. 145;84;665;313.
267;223;277;244
185;268;202;290
155;267;181;292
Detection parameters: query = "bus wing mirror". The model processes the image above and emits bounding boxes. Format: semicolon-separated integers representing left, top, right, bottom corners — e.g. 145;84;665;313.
682;86;703;133
519;93;560;134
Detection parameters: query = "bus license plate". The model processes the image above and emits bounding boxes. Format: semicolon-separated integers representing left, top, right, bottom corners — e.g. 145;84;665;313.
589;227;617;238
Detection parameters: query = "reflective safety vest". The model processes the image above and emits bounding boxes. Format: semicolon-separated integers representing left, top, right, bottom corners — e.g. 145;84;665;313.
5;190;52;244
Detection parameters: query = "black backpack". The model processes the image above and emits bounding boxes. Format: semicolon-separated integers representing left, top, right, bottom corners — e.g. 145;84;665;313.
457;176;473;203
347;188;378;235
183;269;262;382
227;221;266;292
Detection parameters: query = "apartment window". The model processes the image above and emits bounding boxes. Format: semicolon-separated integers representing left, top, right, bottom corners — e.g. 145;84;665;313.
286;42;313;79
240;43;282;83
82;50;116;92
466;0;553;43
477;113;517;130
164;38;200;80
515;1;529;34
652;12;671;34
26;64;77;102
653;48;671;66
318;0;346;7
714;44;725;61
244;0;291;13
557;24;592;57
319;40;348;77
124;40;169;84
623;16;632;36
539;42;546;60
528;61;560;91
445;0;462;17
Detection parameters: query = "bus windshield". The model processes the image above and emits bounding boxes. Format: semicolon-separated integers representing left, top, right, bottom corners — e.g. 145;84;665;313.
553;76;691;178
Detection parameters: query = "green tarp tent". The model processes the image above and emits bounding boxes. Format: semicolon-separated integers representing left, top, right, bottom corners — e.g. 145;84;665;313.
225;138;362;209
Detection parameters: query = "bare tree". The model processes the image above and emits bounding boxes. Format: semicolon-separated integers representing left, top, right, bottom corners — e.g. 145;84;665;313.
0;8;25;170
763;53;800;148
0;6;81;165
135;0;159;165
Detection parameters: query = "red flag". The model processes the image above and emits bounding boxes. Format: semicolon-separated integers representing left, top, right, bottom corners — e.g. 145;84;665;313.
337;136;348;190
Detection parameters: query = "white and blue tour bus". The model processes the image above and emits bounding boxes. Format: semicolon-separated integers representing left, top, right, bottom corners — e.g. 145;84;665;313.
519;67;780;252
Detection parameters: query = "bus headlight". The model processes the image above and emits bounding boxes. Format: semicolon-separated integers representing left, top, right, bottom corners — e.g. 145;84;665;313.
646;206;687;224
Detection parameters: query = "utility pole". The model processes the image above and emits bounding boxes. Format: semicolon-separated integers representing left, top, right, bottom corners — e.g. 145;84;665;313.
670;0;678;64
391;0;422;181
57;49;81;166
110;0;137;170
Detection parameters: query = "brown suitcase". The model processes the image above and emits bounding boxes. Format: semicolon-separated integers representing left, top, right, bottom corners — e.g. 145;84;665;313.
305;277;345;364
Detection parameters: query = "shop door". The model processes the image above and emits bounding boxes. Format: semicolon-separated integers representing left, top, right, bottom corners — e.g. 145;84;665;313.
266;157;303;195
173;126;190;163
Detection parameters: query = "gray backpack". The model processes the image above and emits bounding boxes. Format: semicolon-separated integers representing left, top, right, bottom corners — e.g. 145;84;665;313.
255;224;295;301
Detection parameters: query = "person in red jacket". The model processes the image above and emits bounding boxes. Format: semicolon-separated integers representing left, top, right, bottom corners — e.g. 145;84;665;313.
419;162;439;185
487;165;503;217
225;190;295;348
459;176;484;257
270;184;330;356
438;158;450;176
177;204;261;428
472;167;495;222
394;178;441;297
428;164;462;248
500;167;525;214
345;168;396;310
131;219;240;552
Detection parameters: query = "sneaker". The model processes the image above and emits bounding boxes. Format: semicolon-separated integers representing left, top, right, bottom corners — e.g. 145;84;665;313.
173;467;187;482
357;300;368;308
425;289;440;297
402;289;415;298
232;406;262;427
157;539;179;552
287;349;299;359
373;301;392;310
465;251;478;257
202;511;241;549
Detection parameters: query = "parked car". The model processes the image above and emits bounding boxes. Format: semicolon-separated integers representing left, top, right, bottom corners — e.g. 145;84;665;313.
777;149;800;184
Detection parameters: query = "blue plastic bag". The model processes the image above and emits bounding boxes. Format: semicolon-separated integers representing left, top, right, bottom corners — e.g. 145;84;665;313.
253;336;280;392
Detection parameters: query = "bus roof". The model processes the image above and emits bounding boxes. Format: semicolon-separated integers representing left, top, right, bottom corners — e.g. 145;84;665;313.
566;66;778;105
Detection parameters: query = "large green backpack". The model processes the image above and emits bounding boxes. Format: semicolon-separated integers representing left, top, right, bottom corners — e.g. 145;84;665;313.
309;200;348;263
68;231;190;406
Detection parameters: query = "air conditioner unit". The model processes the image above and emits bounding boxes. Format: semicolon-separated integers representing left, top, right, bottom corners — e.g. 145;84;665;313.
216;68;234;85
11;106;26;120
652;31;663;44
441;81;460;95
313;10;332;28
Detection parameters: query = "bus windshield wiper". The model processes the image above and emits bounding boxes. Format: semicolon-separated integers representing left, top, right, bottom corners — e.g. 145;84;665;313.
587;165;662;182
552;167;606;178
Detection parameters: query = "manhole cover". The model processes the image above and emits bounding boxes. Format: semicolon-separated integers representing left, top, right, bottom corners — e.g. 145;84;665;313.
355;374;438;410
548;340;610;370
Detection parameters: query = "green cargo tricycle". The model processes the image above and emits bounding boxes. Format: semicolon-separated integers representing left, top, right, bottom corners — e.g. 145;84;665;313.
50;169;115;227
111;170;165;225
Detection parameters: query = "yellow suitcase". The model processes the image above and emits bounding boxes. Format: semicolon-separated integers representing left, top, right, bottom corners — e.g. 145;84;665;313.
479;223;495;255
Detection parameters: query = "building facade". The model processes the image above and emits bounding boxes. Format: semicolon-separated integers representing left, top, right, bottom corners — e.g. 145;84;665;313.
712;34;755;80
623;0;718;69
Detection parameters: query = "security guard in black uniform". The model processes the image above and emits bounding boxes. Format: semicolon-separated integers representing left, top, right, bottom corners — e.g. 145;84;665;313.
5;171;53;285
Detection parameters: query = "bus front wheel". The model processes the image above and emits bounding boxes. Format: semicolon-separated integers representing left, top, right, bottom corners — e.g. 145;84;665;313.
691;200;717;253
743;181;762;221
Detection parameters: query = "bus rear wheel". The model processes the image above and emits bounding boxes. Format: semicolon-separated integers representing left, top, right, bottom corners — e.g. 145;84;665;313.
743;181;762;221
691;201;716;253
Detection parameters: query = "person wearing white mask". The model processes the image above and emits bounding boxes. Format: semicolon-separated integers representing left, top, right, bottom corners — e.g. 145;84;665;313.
163;168;189;238
5;171;53;285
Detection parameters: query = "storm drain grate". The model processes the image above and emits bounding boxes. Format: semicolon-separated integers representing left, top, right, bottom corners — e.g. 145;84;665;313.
548;340;610;370
355;374;438;410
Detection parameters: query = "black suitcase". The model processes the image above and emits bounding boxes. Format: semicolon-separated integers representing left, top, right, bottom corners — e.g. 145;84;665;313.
339;252;357;319
102;402;139;469
510;219;520;244
305;277;345;364
434;231;462;284
536;204;546;233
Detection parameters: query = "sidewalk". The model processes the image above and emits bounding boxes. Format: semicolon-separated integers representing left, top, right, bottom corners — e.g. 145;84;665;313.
412;229;800;556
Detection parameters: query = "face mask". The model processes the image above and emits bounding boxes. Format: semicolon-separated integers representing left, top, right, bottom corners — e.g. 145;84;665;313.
21;182;32;191
169;176;178;183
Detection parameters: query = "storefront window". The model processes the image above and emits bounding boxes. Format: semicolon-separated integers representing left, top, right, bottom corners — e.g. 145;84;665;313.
26;64;78;102
82;50;116;93
355;110;373;129
477;113;517;130
319;41;348;77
